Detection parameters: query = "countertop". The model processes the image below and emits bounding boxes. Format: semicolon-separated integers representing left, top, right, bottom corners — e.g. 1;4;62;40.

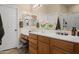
20;28;79;43
29;30;79;43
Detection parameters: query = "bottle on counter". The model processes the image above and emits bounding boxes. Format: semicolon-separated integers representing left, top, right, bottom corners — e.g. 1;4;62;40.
55;17;61;30
77;30;79;36
71;27;77;36
36;22;39;28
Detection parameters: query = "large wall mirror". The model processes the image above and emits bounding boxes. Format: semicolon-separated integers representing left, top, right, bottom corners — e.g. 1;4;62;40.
32;4;79;31
62;13;79;30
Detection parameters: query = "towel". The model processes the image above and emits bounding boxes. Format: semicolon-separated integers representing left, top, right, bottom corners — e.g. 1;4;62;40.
0;14;5;45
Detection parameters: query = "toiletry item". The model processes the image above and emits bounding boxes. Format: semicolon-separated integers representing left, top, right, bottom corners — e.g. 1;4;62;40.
77;30;79;36
63;19;67;30
36;22;39;28
71;27;77;36
55;17;61;30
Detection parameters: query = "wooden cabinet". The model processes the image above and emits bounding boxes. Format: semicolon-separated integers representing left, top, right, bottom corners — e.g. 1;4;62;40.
38;35;50;44
38;35;50;54
29;46;37;54
50;47;71;54
28;33;38;54
28;33;79;54
20;34;29;53
74;43;79;54
20;34;28;40
50;38;74;54
29;37;37;45
29;33;37;40
38;41;49;54
29;42;37;49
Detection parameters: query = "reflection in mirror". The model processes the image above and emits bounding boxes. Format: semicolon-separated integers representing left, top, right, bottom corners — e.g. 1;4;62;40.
32;4;79;31
62;13;79;30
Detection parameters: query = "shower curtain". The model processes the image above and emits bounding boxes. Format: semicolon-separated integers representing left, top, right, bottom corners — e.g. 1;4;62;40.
0;14;5;45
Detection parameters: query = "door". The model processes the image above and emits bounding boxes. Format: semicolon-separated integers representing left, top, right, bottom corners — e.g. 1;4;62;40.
0;5;19;51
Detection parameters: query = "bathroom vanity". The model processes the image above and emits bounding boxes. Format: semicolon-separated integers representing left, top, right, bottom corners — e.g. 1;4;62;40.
28;30;79;54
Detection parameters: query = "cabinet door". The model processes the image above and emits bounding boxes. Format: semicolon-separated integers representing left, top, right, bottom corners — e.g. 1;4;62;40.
29;37;37;45
50;47;71;54
29;33;37;40
50;39;74;52
38;35;50;44
29;42;37;50
74;43;79;54
29;46;37;54
38;41;49;54
29;38;38;54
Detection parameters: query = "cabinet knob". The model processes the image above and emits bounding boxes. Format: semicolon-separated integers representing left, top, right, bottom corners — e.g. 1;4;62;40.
15;29;17;31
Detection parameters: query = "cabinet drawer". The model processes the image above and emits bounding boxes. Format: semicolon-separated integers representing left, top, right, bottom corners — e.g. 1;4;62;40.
38;41;49;54
50;39;74;52
29;33;37;40
25;35;28;40
29;46;37;54
50;47;71;54
29;38;37;45
29;42;37;50
38;35;50;44
20;34;25;39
